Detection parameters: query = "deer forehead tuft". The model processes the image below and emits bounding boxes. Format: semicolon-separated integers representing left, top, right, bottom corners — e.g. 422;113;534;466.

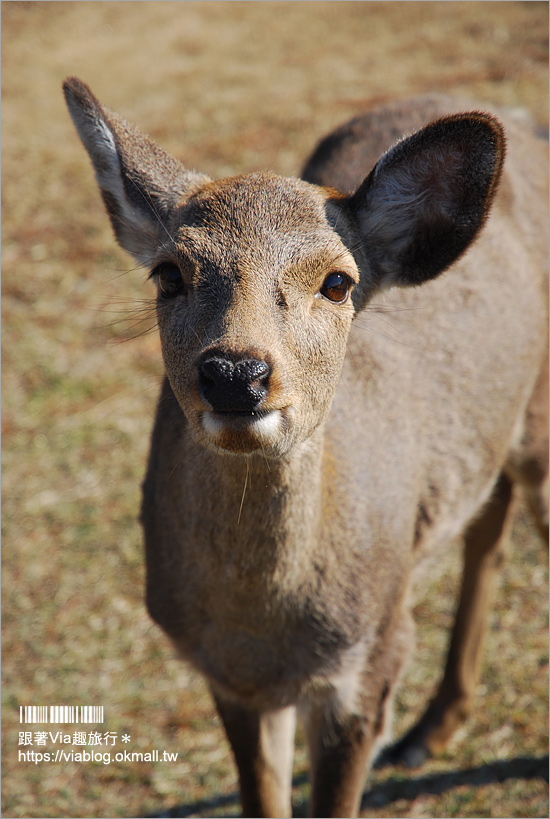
162;172;355;282
182;172;332;233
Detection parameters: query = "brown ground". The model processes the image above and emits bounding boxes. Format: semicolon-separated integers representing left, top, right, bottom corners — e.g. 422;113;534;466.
2;2;548;817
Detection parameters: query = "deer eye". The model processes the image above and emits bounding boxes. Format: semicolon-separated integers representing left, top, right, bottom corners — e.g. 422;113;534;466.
320;272;351;304
152;263;186;299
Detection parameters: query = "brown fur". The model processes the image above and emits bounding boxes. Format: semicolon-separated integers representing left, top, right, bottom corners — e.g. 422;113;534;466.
64;77;548;817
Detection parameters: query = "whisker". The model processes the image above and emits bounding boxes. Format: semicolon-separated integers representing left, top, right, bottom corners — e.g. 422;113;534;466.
237;460;250;525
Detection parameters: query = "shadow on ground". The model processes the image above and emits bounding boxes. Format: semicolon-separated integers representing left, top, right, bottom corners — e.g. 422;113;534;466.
146;753;549;818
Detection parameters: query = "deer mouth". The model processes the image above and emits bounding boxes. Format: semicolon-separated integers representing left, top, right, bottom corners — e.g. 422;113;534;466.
203;408;282;435
200;408;286;454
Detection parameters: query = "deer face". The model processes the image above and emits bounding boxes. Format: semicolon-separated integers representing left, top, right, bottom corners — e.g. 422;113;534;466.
151;173;360;457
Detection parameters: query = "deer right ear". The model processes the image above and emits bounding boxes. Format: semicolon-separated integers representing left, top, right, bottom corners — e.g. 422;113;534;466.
63;77;209;265
349;113;505;289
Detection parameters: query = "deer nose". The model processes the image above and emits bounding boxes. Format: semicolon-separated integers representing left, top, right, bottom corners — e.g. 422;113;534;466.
199;355;271;413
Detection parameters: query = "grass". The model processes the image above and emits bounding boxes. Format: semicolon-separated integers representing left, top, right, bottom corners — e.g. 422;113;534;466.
2;2;548;817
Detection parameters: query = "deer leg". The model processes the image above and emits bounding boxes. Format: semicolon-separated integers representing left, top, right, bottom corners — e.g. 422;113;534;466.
306;706;373;818
213;693;296;818
510;346;549;544
306;613;412;817
384;471;516;768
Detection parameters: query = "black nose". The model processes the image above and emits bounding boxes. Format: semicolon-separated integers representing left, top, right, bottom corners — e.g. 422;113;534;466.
199;355;271;413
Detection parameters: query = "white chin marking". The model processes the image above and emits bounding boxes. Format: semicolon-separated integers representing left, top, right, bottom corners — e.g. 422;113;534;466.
202;410;282;445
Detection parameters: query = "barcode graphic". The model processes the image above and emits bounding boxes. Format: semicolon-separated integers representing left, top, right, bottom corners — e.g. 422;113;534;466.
20;706;104;724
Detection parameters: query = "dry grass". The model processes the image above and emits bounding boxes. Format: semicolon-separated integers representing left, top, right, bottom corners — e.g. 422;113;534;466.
2;2;548;818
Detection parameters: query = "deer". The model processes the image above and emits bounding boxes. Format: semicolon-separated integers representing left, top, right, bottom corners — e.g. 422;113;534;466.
63;77;548;818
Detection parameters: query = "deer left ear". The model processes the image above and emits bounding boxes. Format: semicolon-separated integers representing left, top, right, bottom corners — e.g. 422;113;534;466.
348;113;506;289
63;77;210;265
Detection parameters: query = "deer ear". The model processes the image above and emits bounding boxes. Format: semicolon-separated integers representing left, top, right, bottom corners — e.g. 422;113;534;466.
63;77;209;265
349;113;505;288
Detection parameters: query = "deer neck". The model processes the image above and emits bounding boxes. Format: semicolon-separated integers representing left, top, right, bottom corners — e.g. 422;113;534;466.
185;425;326;575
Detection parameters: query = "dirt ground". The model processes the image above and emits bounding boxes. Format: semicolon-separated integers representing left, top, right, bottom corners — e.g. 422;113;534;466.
2;2;548;818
